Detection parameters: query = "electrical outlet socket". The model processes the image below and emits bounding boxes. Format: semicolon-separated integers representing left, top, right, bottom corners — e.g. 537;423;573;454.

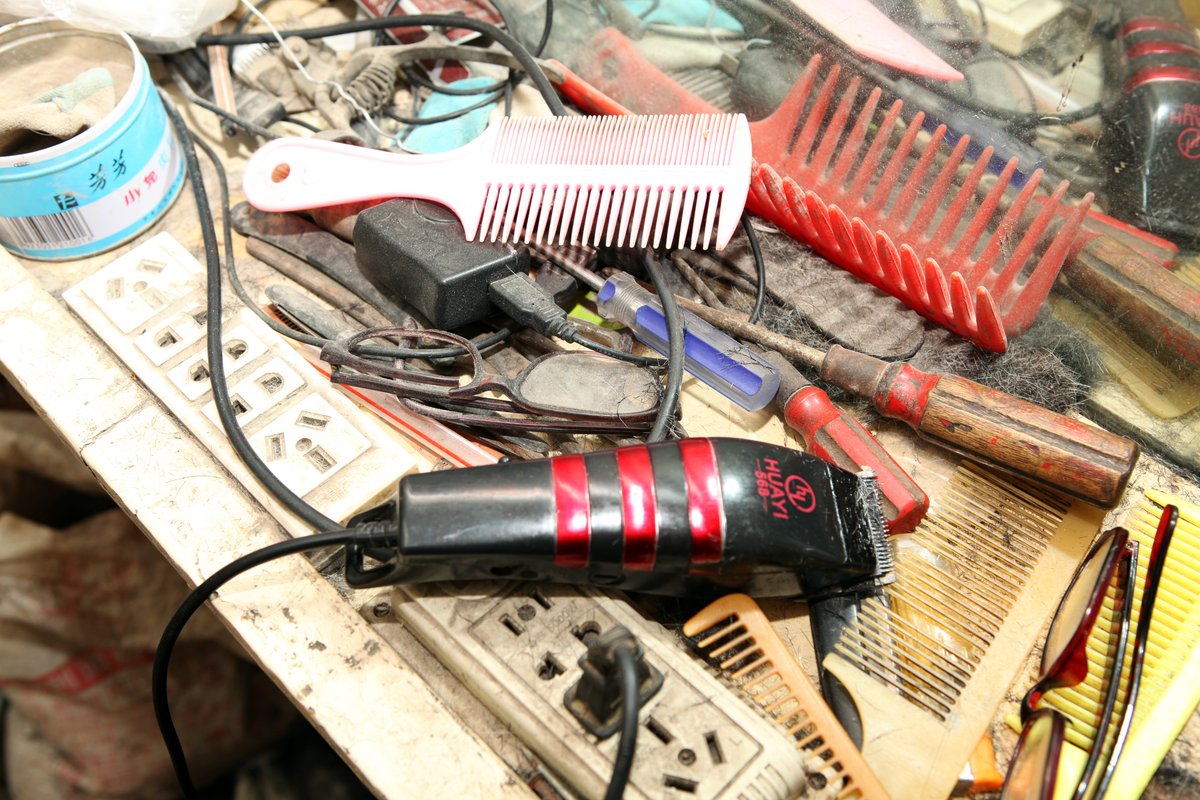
64;232;424;530
387;582;812;800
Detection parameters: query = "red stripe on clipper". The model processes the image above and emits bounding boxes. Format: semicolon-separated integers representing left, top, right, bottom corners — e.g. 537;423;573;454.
617;446;657;570
1120;17;1193;39
680;438;724;564
1125;65;1200;93
1126;40;1200;60
552;455;591;568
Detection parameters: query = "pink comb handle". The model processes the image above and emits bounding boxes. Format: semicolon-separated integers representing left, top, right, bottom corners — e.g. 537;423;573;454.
243;114;753;250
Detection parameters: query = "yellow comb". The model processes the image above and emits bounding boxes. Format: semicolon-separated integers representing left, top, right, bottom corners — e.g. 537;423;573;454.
1178;261;1200;290
1038;491;1200;798
683;594;892;800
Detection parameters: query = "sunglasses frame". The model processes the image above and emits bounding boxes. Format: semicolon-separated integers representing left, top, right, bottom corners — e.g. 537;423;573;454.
1006;504;1181;800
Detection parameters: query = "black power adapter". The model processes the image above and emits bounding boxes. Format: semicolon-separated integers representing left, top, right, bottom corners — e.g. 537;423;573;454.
354;198;532;329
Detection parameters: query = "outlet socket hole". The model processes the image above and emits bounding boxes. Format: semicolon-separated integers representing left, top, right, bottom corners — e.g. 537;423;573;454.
259;373;284;394
265;433;285;461
572;621;601;646
295;437;313;452
677;749;696;766
156;328;179;348
191;310;208;326
499;614;523;636
532;591;552;610
231;396;249;415
296;411;330;430
705;731;725;765
190;362;210;382
105;278;123;300
139;259;166;273
225;340;247;359
663;775;697;793
646;717;673;744
132;280;147;292
305;446;335;473
536;653;565;681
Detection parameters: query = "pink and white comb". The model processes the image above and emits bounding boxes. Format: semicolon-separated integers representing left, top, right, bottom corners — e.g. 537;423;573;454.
243;114;753;250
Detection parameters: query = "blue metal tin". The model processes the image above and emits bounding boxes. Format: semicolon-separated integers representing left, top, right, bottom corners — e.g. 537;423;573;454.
0;19;184;260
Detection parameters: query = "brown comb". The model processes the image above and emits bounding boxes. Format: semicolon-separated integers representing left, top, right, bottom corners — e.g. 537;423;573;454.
683;594;891;800
573;30;1094;352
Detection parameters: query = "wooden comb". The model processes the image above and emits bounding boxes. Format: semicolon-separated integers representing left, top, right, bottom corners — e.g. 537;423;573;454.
1036;491;1200;799
683;593;891;800
570;31;1092;352
816;462;1103;800
242;114;753;251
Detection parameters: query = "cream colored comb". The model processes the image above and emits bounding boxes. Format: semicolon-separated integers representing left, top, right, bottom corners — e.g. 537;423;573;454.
1036;491;1200;798
683;594;891;800
820;462;1103;800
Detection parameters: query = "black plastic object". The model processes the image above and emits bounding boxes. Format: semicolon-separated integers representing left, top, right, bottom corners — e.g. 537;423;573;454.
345;437;892;598
1101;1;1200;245
354;198;529;329
564;626;663;738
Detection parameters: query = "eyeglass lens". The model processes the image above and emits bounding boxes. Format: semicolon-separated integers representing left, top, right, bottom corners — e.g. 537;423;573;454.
1001;710;1064;800
1041;531;1121;679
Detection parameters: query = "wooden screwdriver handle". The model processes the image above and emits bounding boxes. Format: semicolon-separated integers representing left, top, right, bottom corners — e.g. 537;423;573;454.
820;346;1140;508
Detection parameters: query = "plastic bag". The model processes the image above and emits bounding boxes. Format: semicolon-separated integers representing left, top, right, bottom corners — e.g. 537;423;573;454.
0;0;238;50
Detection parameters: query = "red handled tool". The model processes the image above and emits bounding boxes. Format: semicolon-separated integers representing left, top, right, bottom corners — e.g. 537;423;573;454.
765;351;928;533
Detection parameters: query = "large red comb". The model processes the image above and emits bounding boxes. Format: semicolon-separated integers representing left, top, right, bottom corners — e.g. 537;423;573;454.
574;31;1095;352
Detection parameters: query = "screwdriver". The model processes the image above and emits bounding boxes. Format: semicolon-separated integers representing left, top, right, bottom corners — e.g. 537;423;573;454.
763;350;929;533
595;271;781;411
676;297;1140;509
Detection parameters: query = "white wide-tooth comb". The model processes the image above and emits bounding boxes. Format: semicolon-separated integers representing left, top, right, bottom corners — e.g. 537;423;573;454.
243;114;753;250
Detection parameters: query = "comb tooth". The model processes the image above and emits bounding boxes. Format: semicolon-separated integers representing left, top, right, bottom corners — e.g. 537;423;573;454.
947;271;976;327
555;185;577;245
803;193;840;259
927;143;992;253
892;124;948;232
973;168;1044;280
477;183;500;242
628;185;648;247
829;86;881;188
512;184;535;243
618;186;640;247
876;230;909;292
709;629;755;658
851;218;885;282
489;184;511;242
639;188;660;248
826;205;858;270
533;184;554;244
681;187;699;249
730;654;771;679
604;187;624;246
663;188;684;249
501;184;526;243
847;98;904;204
950;155;1020;267
701;188;720;250
918;251;948;313
569;186;592;245
581;186;604;246
788;63;842;170
780;178;819;242
866;112;926;214
994;177;1065;296
910;134;970;239
650;188;671;248
810;75;861;178
974;290;1009;352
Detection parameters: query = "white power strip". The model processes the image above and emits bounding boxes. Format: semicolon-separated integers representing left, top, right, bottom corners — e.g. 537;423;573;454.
392;582;814;800
66;233;814;799
63;232;422;532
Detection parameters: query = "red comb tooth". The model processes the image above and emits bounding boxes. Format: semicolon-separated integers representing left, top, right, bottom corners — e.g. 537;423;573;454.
866;112;925;215
848;99;904;204
973;168;1043;282
922;254;951;315
974;290;1009;352
852;218;885;282
893;124;947;232
949;156;1018;268
1004;192;1095;334
926;144;992;254
877;230;908;291
910;134;969;241
810;76;861;179
948;271;975;326
830;86;881;189
785;64;843;174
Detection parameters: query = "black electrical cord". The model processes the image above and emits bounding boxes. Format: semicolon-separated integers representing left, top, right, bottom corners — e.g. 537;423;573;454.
166;62;280;140
741;214;766;325
603;644;640;800
574;335;667;368
195;15;568;117
383;88;506;125
643;252;683;443
153;527;384;798
280;115;321;132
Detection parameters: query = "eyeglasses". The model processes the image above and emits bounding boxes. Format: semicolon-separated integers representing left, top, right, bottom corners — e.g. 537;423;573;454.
321;326;662;434
1002;504;1179;800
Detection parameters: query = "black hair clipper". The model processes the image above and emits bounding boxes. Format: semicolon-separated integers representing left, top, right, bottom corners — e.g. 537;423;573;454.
346;437;894;598
1101;0;1200;244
